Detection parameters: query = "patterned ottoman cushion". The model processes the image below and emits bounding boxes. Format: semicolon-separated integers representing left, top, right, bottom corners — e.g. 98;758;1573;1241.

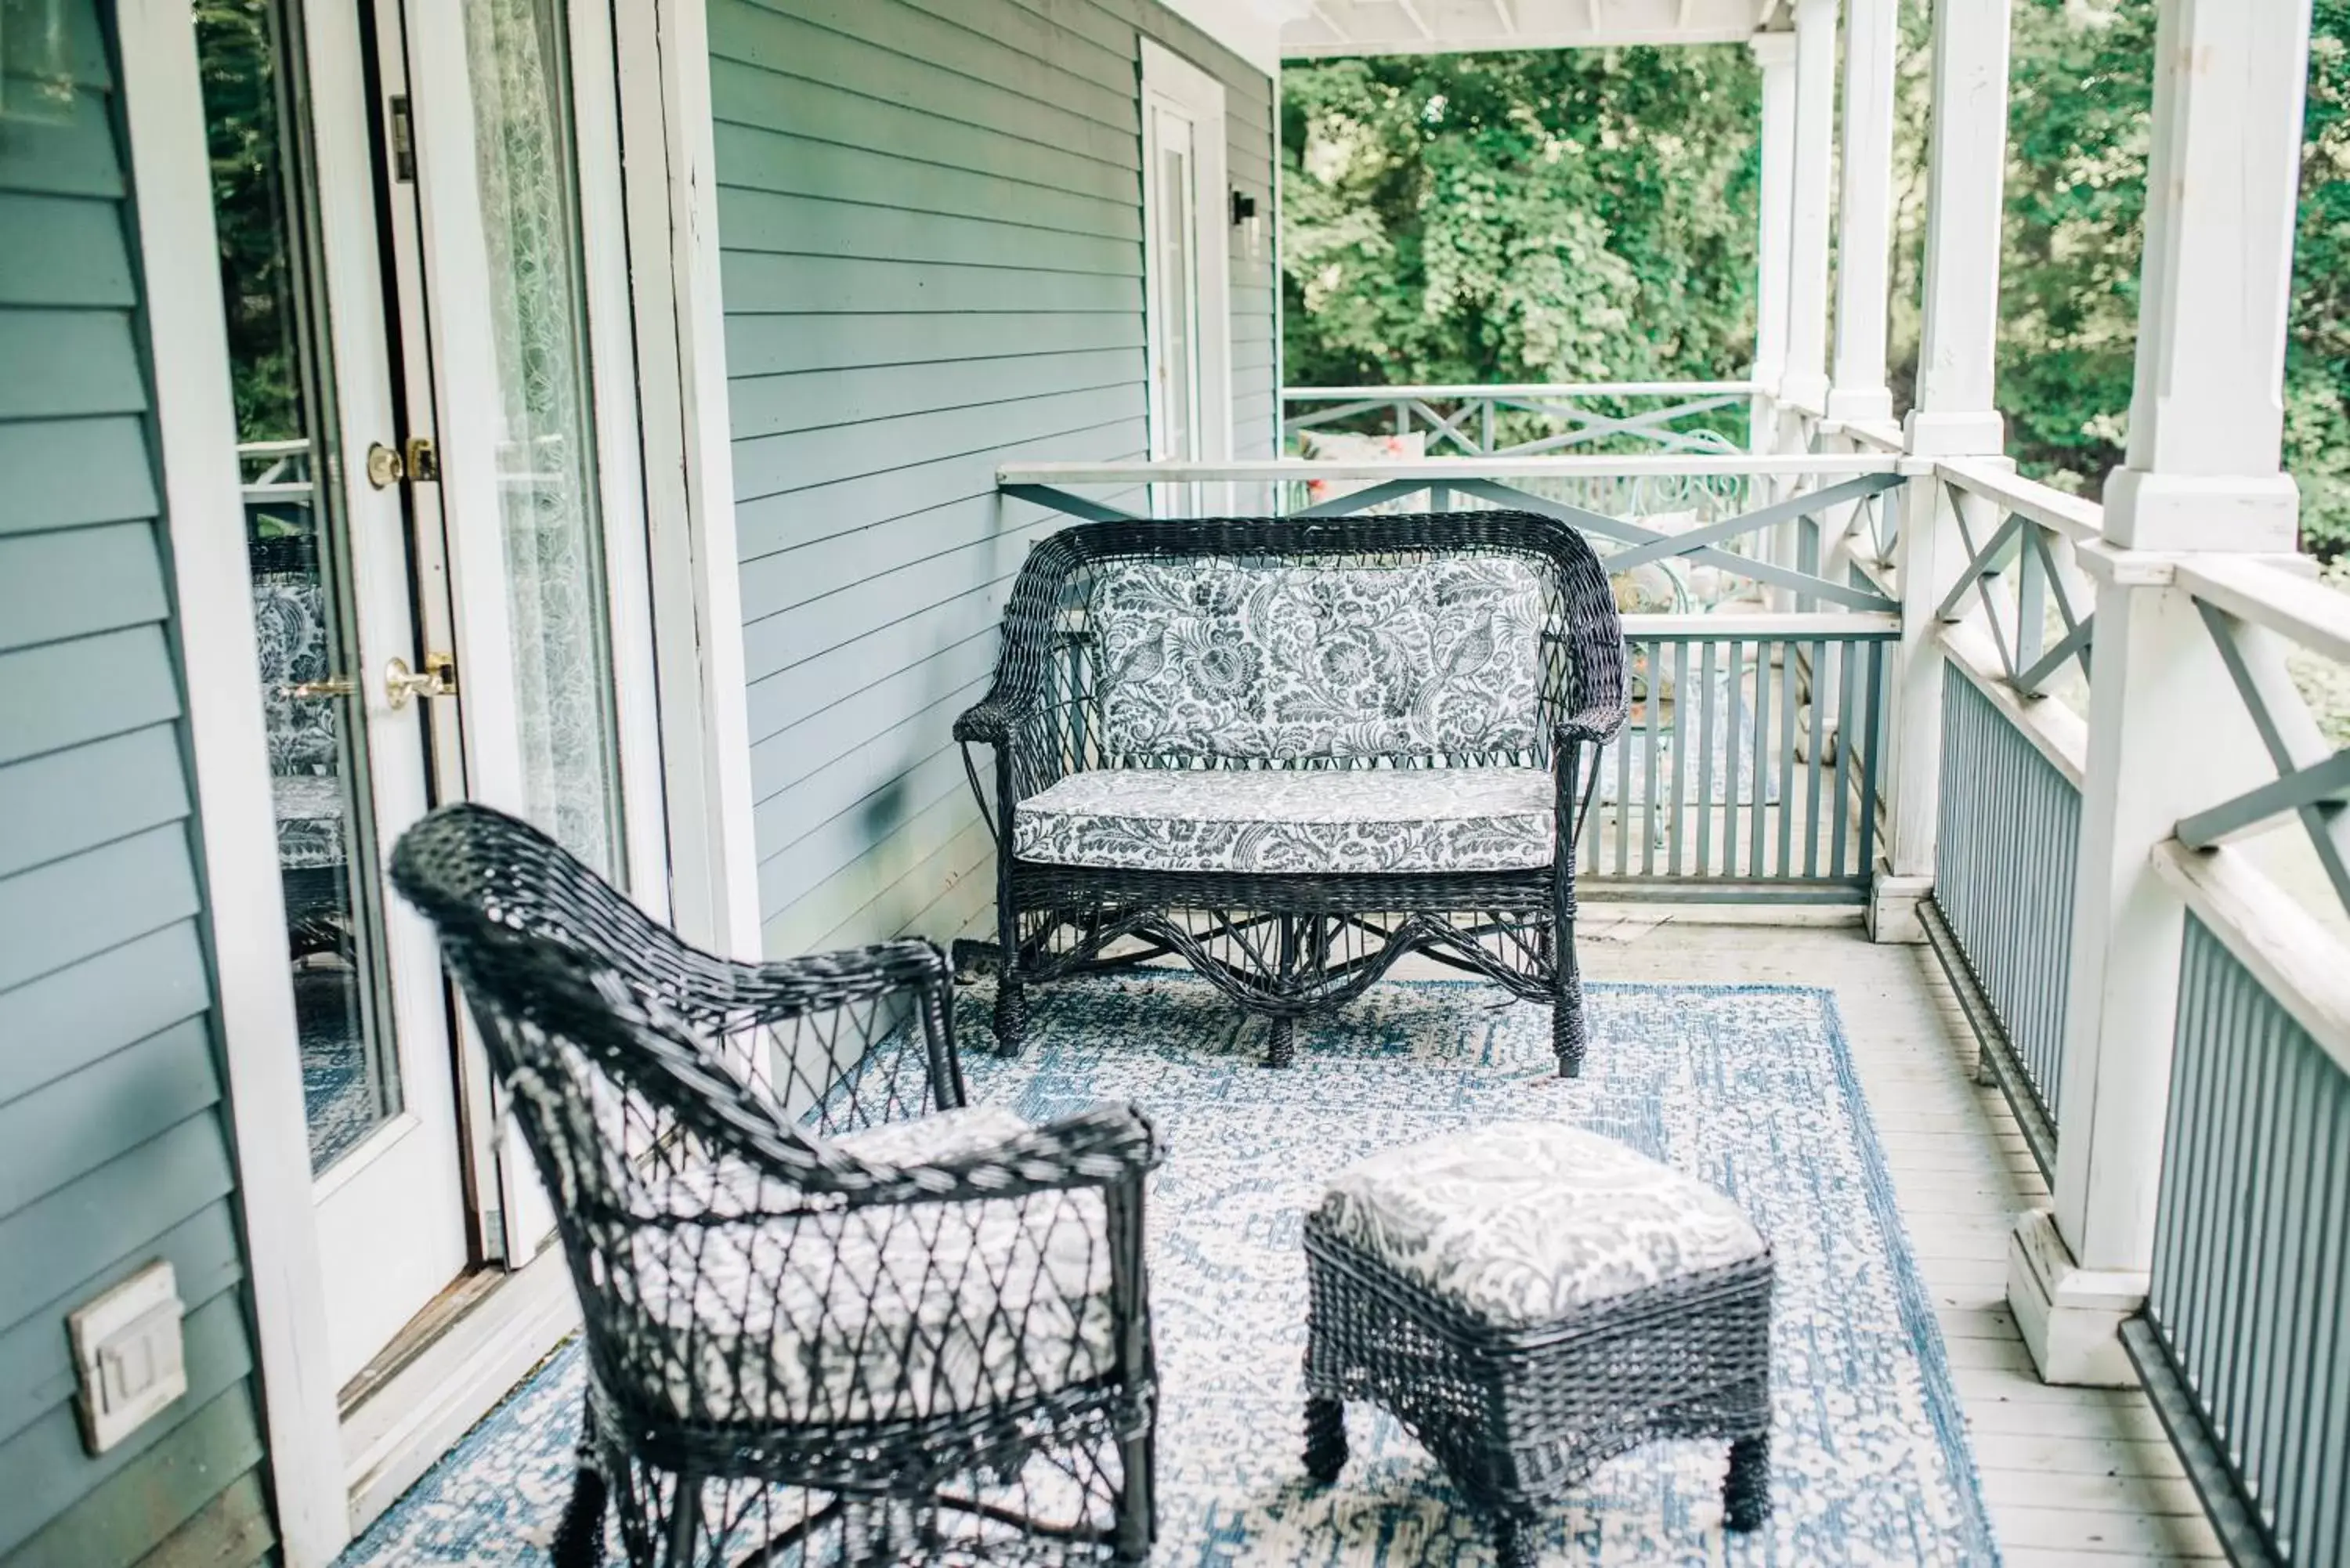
1316;1124;1766;1326
1014;766;1556;875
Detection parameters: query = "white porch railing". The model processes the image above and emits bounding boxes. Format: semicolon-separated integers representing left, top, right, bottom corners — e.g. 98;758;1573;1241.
1281;381;1757;458
999;453;1902;904
996;435;2350;1558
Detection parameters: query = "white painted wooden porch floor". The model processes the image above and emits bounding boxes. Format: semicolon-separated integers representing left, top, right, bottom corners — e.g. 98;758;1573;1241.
1547;916;2221;1566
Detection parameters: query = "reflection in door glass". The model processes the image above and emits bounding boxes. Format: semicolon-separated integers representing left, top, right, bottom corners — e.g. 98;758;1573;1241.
198;0;402;1172
463;0;627;875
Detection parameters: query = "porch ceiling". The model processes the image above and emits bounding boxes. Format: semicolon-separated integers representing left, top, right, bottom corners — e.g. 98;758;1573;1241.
1282;0;1777;59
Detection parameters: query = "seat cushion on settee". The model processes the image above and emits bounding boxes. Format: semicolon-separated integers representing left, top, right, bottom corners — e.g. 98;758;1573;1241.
1013;767;1556;875
1090;555;1549;763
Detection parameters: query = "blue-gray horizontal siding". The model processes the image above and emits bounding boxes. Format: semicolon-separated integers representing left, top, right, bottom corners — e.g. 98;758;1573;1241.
0;3;272;1563
710;0;1277;955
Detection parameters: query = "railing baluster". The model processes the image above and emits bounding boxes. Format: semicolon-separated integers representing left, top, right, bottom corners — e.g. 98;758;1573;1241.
1856;643;1882;878
1643;639;1662;879
1724;638;1746;876
1750;640;1772;880
1697;639;1718;875
1831;639;1854;882
1669;640;1690;876
1777;649;1798;879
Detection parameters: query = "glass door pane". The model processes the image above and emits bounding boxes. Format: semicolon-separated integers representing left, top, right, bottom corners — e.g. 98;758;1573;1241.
458;0;625;874
199;0;400;1173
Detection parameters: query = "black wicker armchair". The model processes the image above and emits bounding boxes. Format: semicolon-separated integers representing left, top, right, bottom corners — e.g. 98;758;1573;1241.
389;804;1162;1566
955;511;1628;1073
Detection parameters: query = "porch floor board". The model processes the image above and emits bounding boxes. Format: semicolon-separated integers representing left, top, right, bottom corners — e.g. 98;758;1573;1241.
1554;917;2225;1564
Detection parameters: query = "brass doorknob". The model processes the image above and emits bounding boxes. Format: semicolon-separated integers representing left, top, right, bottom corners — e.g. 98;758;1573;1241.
280;676;356;700
385;654;456;710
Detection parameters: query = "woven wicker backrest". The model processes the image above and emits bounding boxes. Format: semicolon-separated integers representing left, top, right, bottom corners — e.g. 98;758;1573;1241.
977;514;1621;797
388;807;962;1400
1087;555;1549;764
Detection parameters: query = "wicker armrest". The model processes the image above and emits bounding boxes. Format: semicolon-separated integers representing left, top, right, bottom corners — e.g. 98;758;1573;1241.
1554;703;1628;750
718;938;952;1026
800;1101;1161;1209
952;695;1030;746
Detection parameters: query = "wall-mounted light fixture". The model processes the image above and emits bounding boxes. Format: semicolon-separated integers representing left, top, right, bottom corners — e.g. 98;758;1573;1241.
1231;189;1262;262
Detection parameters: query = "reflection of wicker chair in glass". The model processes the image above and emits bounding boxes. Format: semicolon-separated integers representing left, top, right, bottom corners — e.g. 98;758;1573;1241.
249;533;350;961
389;804;1162;1566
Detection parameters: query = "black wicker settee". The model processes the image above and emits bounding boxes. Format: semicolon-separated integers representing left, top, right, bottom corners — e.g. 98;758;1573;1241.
390;804;1162;1566
955;511;1629;1073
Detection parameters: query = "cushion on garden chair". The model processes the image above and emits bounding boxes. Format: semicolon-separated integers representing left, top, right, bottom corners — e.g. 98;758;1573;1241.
624;1106;1120;1426
1013;766;1556;875
1090;556;1550;763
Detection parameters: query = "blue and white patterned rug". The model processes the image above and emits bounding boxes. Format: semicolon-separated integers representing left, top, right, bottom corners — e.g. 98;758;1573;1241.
341;977;2000;1566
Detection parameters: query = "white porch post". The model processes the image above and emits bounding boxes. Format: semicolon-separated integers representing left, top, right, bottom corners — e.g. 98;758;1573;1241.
2012;0;2316;1386
1827;0;1897;425
1777;0;1838;421
1873;0;2014;941
1748;29;1797;453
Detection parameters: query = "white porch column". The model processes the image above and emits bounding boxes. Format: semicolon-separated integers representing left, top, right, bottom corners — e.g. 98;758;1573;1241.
1748;29;1797;453
1827;0;1898;425
1904;0;2011;459
1777;0;1838;417
1874;0;2014;941
2013;0;2317;1386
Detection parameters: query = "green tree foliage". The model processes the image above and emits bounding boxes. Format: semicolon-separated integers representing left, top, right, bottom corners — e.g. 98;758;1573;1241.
194;0;301;445
1281;49;1762;389
1285;5;2350;553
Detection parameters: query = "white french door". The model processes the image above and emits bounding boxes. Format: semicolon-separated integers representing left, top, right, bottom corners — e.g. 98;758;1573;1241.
197;0;667;1395
383;0;670;1268
1141;40;1232;514
195;0;471;1392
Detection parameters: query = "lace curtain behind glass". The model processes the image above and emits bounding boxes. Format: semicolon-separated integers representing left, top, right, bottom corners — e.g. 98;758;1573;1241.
462;0;624;875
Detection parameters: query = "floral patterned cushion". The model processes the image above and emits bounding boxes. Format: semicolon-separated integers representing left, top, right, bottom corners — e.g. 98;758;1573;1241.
1090;556;1549;763
1014;767;1556;875
628;1106;1119;1425
1317;1124;1767;1327
273;774;346;871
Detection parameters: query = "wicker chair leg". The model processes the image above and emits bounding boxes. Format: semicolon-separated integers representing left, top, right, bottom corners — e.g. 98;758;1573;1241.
661;1470;704;1568
993;977;1027;1058
551;1391;606;1568
1301;1395;1348;1483
1723;1432;1772;1533
1265;1016;1296;1069
1492;1513;1538;1568
1112;1420;1157;1564
1553;928;1587;1078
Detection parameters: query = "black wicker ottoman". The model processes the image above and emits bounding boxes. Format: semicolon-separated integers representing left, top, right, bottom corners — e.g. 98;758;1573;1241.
1300;1125;1774;1566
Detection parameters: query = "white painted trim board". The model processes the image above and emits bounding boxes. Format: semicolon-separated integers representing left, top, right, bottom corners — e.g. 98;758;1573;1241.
114;1;349;1559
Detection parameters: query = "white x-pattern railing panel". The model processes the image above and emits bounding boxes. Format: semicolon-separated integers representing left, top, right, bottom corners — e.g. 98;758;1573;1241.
1934;459;2100;702
2169;556;2350;930
1283;381;1758;461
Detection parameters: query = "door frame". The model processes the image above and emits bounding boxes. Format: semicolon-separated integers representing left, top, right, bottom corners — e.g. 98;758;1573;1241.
115;2;347;1562
1139;38;1234;469
114;0;755;1557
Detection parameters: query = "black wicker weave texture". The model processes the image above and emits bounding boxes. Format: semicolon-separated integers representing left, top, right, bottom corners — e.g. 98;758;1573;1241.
1302;1221;1775;1568
389;803;1162;1566
954;511;1629;1074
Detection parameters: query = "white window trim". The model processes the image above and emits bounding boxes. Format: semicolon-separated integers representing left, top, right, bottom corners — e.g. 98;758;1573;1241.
1141;38;1235;471
114;1;348;1562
